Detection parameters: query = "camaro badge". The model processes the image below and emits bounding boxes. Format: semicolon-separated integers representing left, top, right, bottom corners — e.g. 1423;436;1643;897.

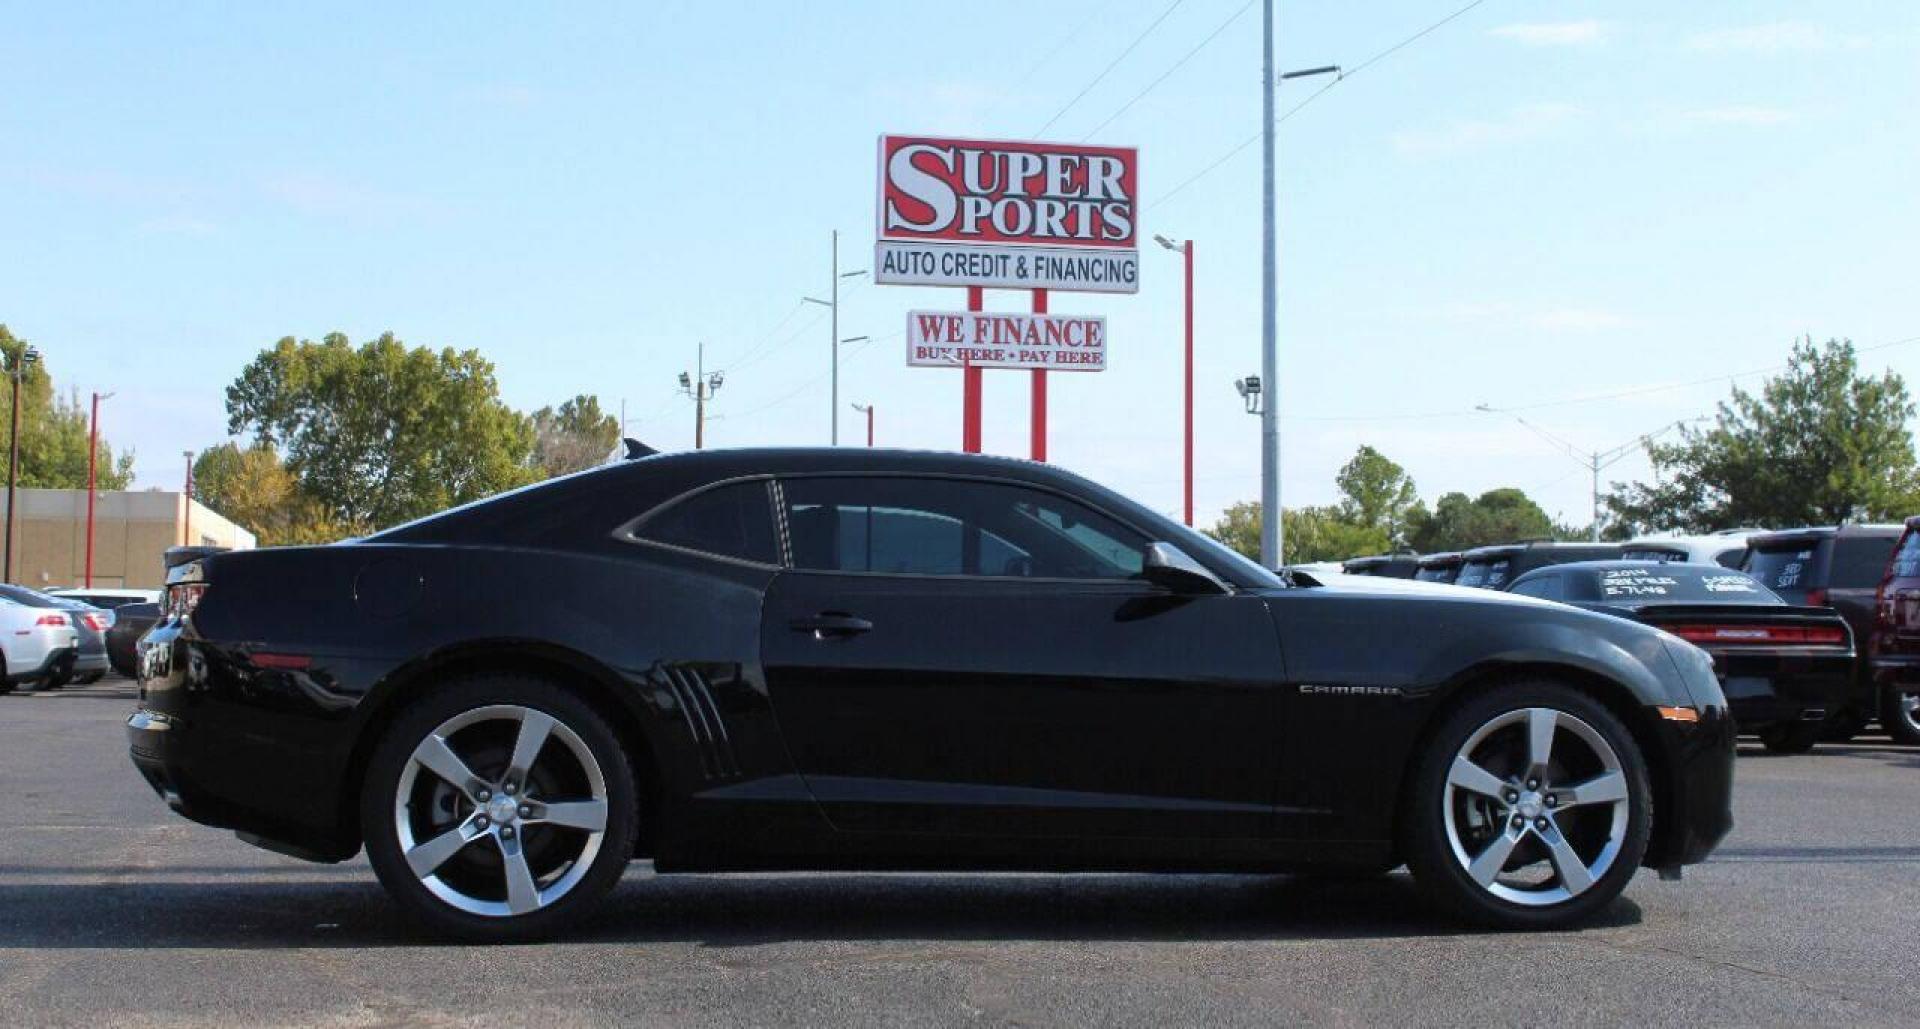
1298;684;1402;697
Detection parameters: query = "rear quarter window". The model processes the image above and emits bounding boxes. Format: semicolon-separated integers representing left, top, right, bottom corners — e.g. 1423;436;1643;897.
1832;536;1900;588
1892;531;1920;581
633;480;780;565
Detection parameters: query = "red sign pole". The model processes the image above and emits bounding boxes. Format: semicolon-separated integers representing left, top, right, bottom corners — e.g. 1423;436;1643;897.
963;286;983;452
1030;289;1048;462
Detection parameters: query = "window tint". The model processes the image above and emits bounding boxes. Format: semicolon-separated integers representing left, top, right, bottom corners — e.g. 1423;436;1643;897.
1833;536;1900;588
1510;575;1561;600
1415;564;1458;583
1621;547;1685;563
1745;544;1821;594
782;477;1148;580
635;481;779;564
1892;530;1920;581
1456;557;1512;589
1591;565;1780;605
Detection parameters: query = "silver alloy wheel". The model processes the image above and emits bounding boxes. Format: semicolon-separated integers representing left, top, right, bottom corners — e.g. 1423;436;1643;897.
1897;693;1920;736
393;704;610;918
1443;706;1630;907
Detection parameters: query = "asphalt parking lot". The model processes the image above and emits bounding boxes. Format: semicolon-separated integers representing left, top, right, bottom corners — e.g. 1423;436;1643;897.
3;677;1918;1027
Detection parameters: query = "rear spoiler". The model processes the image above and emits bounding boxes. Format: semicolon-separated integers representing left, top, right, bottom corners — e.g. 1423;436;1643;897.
1628;603;1849;625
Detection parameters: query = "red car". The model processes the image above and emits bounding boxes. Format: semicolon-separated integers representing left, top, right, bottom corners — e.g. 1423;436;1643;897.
1872;516;1920;744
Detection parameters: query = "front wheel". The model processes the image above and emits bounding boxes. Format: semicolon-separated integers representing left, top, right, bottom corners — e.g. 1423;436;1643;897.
1758;722;1822;754
1882;690;1920;747
1403;682;1652;929
361;675;639;942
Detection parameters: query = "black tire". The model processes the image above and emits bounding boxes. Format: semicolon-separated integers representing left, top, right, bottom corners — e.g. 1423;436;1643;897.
360;674;639;942
74;672;105;686
1881;690;1920;747
1758;722;1822;755
1402;681;1652;929
1820;709;1867;743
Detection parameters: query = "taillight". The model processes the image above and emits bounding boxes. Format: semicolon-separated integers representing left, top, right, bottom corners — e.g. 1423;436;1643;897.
1805;587;1829;608
167;583;207;619
1667;623;1846;646
34;613;68;627
80;612;112;632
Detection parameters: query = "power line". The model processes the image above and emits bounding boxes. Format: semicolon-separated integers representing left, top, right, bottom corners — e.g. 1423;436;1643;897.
1034;0;1189;138
1155;0;1495;207
713;300;806;375
990;0;1110;120
1079;0;1258;142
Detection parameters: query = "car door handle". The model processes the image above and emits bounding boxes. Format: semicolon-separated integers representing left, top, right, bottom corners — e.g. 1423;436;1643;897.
789;613;874;639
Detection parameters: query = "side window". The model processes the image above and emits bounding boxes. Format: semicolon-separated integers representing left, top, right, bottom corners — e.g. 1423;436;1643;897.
634;481;779;565
1834;537;1900;587
1893;531;1920;580
781;477;1148;580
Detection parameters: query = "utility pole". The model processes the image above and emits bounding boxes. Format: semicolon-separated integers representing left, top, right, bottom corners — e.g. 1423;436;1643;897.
85;391;113;588
182;450;195;546
679;343;724;450
4;343;41;584
851;403;874;446
1475;405;1704;541
803;230;867;445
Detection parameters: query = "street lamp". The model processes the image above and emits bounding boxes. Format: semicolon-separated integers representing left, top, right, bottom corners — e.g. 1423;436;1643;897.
1154;235;1195;526
4;343;41;583
1259;0;1342;566
850;403;875;447
1475;404;1706;540
803;230;868;445
1235;376;1263;415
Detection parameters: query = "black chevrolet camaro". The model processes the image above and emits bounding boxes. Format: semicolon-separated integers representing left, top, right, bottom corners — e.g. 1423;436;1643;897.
130;448;1734;940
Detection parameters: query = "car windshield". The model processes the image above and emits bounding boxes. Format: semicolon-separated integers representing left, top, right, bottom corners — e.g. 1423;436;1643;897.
1415;565;1458;583
1620;546;1686;563
0;584;60;607
1588;565;1781;605
1746;542;1820;596
1456;557;1511;589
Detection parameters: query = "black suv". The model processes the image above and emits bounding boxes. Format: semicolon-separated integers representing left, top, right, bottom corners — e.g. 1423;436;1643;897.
1415;551;1464;584
1456;541;1624;590
1742;524;1905;737
1341;553;1420;578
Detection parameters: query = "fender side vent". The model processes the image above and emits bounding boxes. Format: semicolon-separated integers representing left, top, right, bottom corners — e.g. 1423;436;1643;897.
654;664;740;780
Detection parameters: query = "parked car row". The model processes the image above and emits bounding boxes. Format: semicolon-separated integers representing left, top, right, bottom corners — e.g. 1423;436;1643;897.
1337;518;1920;748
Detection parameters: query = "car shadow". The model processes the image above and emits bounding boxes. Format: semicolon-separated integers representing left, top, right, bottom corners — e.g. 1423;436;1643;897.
0;869;1646;949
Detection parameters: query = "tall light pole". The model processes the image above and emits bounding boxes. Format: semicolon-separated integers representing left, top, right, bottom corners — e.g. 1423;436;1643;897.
85;391;114;588
1260;0;1340;566
4;343;41;583
803;230;868;444
851;403;874;447
679;343;725;449
1154;235;1195;526
1476;405;1705;540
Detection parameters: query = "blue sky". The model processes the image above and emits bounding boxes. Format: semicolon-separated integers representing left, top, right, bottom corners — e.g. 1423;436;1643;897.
6;1;1917;531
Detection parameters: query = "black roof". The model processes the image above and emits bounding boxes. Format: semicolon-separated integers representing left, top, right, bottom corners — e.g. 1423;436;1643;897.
1511;559;1745;579
1462;540;1620;559
1747;524;1905;546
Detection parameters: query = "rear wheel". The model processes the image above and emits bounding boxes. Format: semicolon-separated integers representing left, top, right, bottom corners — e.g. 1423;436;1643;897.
1403;682;1651;929
1882;690;1920;747
1758;722;1822;754
361;675;638;942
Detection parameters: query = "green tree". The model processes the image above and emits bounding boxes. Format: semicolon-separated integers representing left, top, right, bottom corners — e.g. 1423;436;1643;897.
193;442;349;546
1335;445;1421;542
1203;500;1391;565
1407;488;1555;552
226;332;536;530
1606;337;1920;534
530;394;621;478
0;325;136;490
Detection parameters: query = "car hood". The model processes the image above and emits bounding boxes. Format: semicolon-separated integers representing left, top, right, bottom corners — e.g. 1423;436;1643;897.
1285;571;1560;605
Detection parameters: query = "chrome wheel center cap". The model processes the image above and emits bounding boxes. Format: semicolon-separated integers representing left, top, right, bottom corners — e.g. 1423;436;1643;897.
486;794;519;825
1515;792;1545;820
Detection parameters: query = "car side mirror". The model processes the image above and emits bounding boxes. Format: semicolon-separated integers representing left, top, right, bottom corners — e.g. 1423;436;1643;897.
1142;541;1229;595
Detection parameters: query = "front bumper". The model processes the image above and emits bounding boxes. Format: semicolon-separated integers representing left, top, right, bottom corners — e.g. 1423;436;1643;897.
1648;702;1736;869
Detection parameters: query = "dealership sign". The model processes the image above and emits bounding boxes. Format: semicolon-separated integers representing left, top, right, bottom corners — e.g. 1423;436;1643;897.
874;134;1139;294
906;310;1107;372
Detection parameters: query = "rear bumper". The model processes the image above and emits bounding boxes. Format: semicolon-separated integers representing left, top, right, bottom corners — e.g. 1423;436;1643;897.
1874;655;1920;694
7;645;77;683
1709;650;1854;730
